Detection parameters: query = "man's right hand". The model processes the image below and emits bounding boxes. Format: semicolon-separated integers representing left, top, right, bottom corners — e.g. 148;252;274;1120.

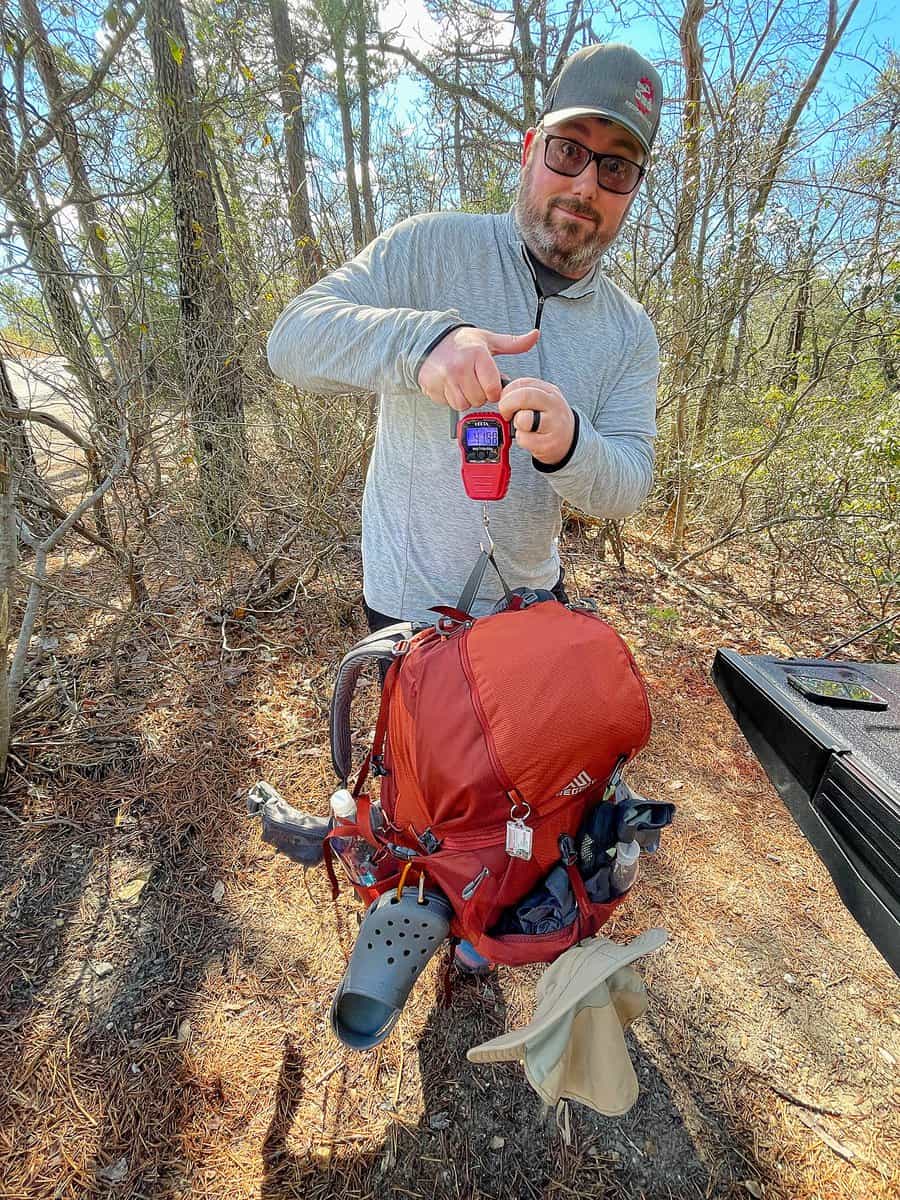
417;326;540;411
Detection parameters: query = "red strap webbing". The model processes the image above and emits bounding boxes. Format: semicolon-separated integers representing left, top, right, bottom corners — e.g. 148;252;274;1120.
355;793;381;846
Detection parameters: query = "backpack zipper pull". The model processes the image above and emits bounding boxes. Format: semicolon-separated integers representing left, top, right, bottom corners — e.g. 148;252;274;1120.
462;866;490;900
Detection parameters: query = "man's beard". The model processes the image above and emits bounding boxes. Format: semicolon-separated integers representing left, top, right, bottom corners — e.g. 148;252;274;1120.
514;160;618;277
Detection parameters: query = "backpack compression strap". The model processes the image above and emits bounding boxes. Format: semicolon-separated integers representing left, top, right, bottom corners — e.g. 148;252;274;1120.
330;621;421;783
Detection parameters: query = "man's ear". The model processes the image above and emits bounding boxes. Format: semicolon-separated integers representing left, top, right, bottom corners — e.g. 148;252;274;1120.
522;127;538;167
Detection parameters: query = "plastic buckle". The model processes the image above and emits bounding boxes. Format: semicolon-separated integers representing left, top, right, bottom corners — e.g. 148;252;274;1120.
386;843;417;861
558;833;577;866
420;828;441;854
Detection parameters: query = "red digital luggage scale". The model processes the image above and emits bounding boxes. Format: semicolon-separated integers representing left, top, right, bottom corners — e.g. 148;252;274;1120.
456;411;513;502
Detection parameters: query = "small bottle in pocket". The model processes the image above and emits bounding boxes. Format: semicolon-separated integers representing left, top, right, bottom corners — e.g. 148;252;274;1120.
610;837;640;895
330;789;392;887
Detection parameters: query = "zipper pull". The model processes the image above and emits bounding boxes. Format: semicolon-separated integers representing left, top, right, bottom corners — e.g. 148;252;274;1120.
462;866;490;900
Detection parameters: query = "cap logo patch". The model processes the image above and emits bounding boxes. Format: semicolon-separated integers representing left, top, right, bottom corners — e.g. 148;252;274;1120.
633;77;654;116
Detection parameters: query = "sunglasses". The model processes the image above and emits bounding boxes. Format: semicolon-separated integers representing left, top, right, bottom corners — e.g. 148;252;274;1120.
541;132;645;196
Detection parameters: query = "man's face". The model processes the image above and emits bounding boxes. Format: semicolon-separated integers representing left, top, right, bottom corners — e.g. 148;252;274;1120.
514;117;645;278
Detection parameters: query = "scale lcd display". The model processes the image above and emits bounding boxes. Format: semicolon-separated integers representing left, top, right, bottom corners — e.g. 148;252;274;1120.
465;425;500;448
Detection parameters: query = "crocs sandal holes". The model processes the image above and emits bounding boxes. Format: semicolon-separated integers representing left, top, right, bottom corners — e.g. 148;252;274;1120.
331;889;452;1050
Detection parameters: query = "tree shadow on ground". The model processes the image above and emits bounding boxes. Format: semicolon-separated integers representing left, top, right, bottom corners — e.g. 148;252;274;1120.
0;614;311;1198
256;952;736;1200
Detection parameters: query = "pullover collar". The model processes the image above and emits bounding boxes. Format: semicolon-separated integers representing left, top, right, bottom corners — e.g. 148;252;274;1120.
505;207;599;300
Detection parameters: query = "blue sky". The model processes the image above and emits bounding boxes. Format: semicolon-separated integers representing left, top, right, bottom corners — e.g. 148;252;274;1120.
387;0;898;135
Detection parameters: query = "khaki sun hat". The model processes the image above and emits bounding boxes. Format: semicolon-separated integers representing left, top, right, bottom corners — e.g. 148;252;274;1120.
467;928;668;1116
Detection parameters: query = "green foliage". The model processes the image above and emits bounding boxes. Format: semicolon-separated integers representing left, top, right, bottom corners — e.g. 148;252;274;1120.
460;173;516;215
646;605;680;626
0;286;56;354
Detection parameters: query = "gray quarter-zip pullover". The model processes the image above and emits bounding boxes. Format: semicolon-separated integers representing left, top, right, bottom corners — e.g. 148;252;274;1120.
267;207;658;621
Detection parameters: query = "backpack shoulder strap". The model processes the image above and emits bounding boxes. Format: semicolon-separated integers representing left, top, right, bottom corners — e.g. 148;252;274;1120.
330;621;420;783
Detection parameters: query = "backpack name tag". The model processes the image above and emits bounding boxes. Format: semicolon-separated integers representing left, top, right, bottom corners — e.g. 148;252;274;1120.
506;819;533;860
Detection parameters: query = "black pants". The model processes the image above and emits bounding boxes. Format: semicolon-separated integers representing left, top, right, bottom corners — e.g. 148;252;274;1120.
363;568;570;635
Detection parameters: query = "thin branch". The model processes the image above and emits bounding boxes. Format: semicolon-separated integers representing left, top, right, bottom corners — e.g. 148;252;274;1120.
6;424;129;706
0;2;147;194
16;490;116;555
373;38;524;131
1;406;92;453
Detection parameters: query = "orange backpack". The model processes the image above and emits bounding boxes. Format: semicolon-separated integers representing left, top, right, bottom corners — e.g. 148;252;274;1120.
326;596;652;966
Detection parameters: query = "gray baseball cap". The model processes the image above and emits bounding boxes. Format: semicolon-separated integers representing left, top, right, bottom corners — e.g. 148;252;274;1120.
540;43;663;158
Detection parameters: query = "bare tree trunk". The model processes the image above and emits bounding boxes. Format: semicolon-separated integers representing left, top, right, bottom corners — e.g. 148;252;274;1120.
0;356;38;480
0;81;119;543
695;320;729;450
452;43;467;206
20;0;138;378
849;100;898;386
334;29;364;252
146;0;245;538
0;352;55;537
781;268;811;393
0;89;115;430
0;439;14;780
353;1;377;243
268;0;321;280
667;0;706;550
511;0;538;129
723;0;862;387
728;294;751;384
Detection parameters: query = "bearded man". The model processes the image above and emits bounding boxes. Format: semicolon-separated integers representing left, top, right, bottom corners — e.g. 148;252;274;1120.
268;44;663;627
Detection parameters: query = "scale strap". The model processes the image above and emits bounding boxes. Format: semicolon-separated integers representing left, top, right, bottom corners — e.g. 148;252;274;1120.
457;547;513;615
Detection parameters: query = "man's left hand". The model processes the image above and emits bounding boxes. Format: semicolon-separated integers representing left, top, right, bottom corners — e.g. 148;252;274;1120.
499;378;576;466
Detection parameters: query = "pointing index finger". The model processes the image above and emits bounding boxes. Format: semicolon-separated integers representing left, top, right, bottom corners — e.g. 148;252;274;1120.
473;349;503;405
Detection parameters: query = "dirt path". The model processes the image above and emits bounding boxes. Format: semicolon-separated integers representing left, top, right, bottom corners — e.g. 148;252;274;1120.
4;355;90;476
0;534;897;1199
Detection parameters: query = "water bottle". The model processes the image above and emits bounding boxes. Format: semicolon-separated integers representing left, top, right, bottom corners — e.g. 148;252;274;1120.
610;838;640;896
329;788;379;886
